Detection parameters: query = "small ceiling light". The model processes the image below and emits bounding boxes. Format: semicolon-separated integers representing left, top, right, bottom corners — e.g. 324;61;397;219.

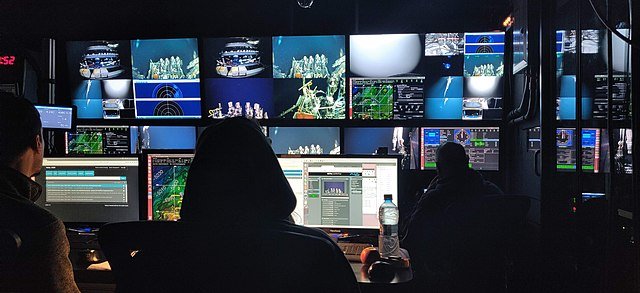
297;0;314;8
503;15;514;28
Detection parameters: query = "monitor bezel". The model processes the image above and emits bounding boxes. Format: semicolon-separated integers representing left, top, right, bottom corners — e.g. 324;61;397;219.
35;104;77;131
36;155;142;228
276;154;402;237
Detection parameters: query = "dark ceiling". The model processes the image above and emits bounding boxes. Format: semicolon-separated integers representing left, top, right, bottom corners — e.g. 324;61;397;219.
1;0;511;47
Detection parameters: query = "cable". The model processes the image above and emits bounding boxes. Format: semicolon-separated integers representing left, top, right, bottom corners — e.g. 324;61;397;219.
586;0;637;48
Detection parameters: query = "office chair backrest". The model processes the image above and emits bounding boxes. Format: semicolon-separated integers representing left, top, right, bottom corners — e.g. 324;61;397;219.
99;221;353;293
442;195;530;291
0;229;21;272
444;195;530;253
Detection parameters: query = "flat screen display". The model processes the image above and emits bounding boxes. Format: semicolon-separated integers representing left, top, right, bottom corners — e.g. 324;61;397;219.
278;156;399;229
35;157;140;223
146;153;194;220
68;38;201;119
35;105;74;130
420;127;500;171
268;127;340;155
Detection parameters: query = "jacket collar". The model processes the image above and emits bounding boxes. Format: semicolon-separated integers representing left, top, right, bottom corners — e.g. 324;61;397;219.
0;166;42;202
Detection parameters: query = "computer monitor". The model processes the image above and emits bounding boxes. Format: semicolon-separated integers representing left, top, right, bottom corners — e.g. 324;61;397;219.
593;74;630;120
343;127;421;170
65;125;131;155
68;38;201;119
556;128;602;173
277;155;399;230
581;128;601;172
271;35;346;119
35;157;140;223
131;38;201;119
463;32;505;77
420;127;500;171
582;192;605;202
268;127;340;155
349;77;425;120
134;126;197;151
145;152;195;220
612;129;632;174
35;105;75;130
66;40;135;119
349;33;425;78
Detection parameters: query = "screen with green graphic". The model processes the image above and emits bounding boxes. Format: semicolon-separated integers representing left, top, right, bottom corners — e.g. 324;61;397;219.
556;128;601;173
147;153;194;220
420;127;500;170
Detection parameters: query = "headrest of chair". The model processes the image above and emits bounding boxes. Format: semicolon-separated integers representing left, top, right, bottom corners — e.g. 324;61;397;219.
482;195;531;222
444;195;531;222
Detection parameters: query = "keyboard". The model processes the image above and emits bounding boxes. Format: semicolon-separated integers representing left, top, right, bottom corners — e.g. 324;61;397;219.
337;242;374;262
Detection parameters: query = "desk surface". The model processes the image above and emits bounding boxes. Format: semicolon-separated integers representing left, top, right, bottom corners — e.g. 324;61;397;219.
77;261;413;285
349;262;413;284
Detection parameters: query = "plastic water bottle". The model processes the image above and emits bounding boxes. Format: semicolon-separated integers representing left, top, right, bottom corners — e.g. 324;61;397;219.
378;194;400;258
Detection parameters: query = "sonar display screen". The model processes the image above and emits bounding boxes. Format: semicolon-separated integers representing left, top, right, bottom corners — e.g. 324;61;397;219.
421;127;500;171
66;126;131;155
349;77;425;120
147;153;194;220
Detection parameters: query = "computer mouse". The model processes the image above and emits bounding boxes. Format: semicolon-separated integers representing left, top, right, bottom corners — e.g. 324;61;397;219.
367;260;395;282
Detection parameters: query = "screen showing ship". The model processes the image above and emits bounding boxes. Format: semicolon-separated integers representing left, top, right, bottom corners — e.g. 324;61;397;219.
215;38;265;78
79;42;125;79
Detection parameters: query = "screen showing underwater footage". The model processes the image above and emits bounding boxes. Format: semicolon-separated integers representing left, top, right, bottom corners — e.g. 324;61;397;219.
68;38;201;119
202;35;346;120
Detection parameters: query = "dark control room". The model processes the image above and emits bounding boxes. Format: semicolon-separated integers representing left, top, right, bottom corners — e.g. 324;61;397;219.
0;0;638;292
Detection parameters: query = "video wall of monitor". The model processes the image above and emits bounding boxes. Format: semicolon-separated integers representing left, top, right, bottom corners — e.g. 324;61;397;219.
555;29;632;121
201;35;347;120
54;32;509;225
527;127;628;174
349;32;504;121
67;32;504;121
556;128;604;173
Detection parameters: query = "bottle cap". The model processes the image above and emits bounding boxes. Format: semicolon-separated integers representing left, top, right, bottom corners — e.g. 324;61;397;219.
384;194;393;201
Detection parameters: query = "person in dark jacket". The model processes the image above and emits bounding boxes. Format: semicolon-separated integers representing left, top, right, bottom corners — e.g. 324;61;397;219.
0;95;80;292
179;117;359;293
402;142;503;292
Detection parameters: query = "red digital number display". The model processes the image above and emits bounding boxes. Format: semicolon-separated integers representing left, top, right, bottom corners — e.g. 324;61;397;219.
0;56;16;66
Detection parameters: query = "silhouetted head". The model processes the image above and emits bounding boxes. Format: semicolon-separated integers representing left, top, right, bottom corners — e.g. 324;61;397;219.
0;94;44;178
180;117;296;224
435;142;469;178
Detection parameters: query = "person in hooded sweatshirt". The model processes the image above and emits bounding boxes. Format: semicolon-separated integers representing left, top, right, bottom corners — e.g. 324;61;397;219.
178;117;359;293
402;142;503;291
0;95;80;292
